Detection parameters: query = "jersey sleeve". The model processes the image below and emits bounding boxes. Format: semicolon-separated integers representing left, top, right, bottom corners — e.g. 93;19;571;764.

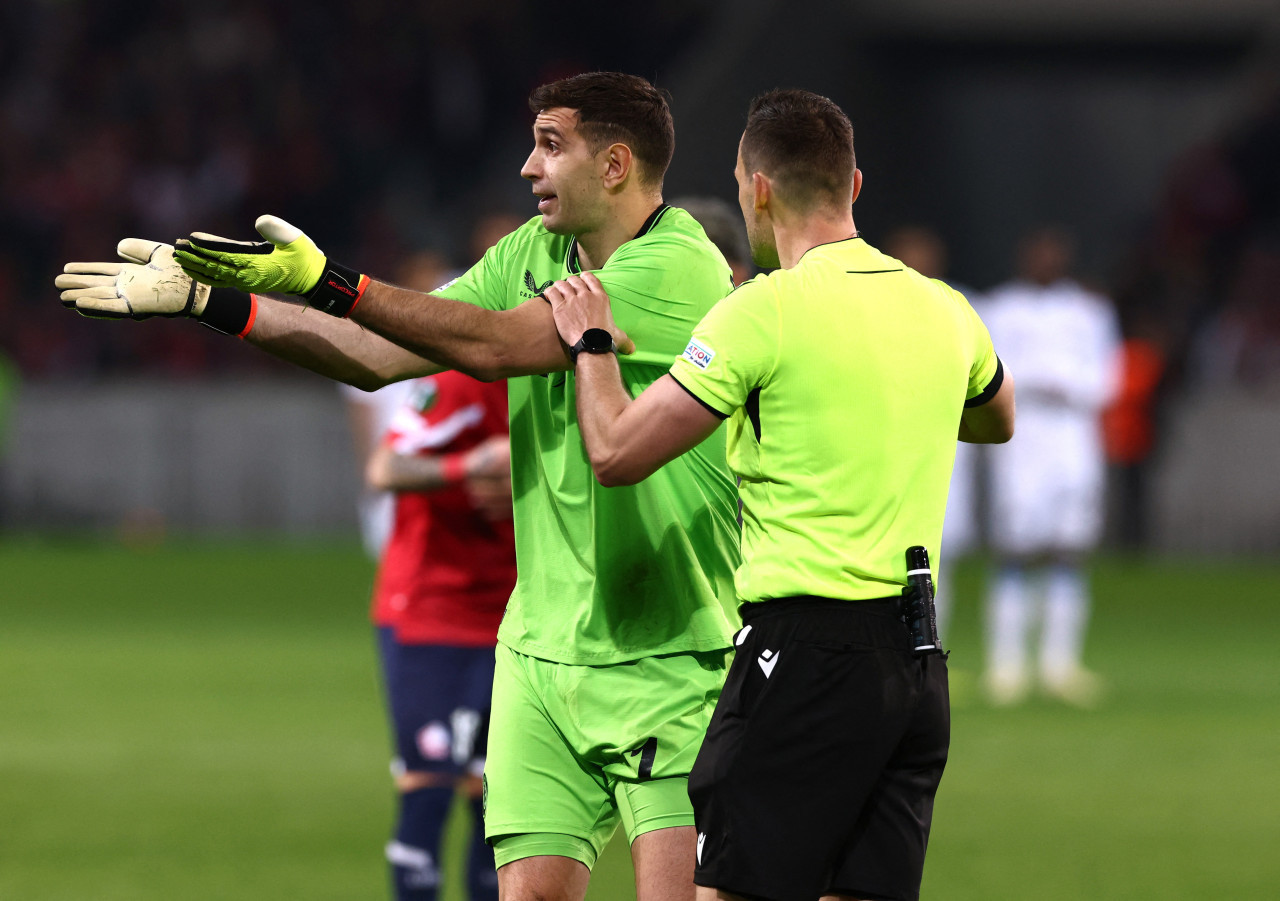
592;229;734;368
432;228;529;312
959;291;1002;406
667;279;778;417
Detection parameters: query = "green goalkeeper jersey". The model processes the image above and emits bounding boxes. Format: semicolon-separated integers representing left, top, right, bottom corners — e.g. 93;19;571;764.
438;206;741;664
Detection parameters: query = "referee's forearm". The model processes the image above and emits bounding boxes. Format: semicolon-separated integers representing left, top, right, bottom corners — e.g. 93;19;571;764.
573;353;639;487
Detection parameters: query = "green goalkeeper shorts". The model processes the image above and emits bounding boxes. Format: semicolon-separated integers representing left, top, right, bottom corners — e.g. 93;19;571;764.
484;642;729;870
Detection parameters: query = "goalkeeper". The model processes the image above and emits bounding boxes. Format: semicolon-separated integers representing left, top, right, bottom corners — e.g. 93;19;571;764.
57;72;739;901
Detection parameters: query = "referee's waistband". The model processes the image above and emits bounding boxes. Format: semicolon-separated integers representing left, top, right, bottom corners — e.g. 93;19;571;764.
739;595;902;625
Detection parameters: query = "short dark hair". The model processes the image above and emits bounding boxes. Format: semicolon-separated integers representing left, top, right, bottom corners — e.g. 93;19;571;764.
740;89;856;211
529;72;675;187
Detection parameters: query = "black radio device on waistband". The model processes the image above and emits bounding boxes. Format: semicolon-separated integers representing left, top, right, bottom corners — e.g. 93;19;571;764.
900;545;944;657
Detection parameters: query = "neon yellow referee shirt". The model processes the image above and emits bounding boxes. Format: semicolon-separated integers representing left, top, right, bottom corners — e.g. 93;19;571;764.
670;237;1001;604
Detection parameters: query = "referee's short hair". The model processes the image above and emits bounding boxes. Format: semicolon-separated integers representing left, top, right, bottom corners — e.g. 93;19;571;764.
529;72;675;188
740;89;856;213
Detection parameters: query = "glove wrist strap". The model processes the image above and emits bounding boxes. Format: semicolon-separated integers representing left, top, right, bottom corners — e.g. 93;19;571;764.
304;260;370;318
199;289;257;338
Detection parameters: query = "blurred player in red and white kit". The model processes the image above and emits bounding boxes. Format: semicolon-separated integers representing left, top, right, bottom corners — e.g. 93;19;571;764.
981;227;1121;708
367;370;515;901
342;250;460;559
343;379;415;557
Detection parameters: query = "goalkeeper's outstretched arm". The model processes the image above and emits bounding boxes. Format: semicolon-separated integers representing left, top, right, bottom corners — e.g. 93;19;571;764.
56;222;611;385
223;283;576;385
245;281;575;383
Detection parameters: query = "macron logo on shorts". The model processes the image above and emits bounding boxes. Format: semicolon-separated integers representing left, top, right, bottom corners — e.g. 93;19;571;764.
682;338;715;370
697;832;706;865
758;649;780;678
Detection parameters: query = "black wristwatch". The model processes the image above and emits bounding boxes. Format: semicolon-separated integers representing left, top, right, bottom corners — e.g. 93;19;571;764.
569;328;617;363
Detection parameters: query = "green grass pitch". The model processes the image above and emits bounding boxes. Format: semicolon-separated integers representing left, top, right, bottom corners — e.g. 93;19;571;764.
1;538;1277;900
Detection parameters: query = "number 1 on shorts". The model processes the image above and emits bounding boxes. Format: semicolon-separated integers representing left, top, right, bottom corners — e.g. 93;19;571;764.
630;736;658;780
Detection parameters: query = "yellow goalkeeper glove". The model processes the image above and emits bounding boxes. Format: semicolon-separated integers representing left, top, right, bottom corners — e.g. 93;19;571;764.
175;215;369;317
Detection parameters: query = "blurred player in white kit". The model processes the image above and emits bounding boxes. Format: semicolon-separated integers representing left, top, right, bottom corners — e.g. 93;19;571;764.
981;227;1121;707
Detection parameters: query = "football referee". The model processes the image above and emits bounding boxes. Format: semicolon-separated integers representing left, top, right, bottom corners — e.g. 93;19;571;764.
541;89;1015;901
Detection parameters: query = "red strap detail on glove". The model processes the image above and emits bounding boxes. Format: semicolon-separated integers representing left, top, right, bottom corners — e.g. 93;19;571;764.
239;294;259;338
344;275;371;318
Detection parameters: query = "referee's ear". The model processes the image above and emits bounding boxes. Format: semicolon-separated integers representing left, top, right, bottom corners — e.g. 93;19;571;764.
850;168;863;205
752;171;771;213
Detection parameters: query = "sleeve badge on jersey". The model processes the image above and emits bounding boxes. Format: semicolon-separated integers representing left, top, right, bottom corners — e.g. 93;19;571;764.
682;338;716;370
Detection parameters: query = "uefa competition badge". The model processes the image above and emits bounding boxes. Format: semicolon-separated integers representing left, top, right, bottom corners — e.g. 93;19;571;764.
682;338;715;370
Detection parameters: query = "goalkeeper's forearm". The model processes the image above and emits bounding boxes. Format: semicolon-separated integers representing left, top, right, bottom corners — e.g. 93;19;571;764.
243;294;445;390
348;281;571;382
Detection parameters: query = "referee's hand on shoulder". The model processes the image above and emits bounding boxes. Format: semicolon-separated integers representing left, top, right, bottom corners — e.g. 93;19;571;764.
543;272;635;356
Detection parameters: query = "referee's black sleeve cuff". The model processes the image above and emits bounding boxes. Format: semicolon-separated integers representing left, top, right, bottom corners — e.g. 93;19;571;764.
669;374;730;419
964;357;1005;408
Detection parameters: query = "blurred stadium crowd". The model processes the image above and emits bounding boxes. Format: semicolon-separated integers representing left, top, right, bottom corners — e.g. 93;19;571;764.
1111;76;1280;391
1;1;1278;392
0;0;712;377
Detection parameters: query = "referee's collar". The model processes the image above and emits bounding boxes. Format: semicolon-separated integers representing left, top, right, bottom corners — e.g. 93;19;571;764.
796;232;863;265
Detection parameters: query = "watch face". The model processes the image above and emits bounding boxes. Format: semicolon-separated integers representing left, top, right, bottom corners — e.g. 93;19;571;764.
582;328;613;352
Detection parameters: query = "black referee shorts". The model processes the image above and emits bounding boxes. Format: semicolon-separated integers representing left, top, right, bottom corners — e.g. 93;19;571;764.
689;597;949;901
